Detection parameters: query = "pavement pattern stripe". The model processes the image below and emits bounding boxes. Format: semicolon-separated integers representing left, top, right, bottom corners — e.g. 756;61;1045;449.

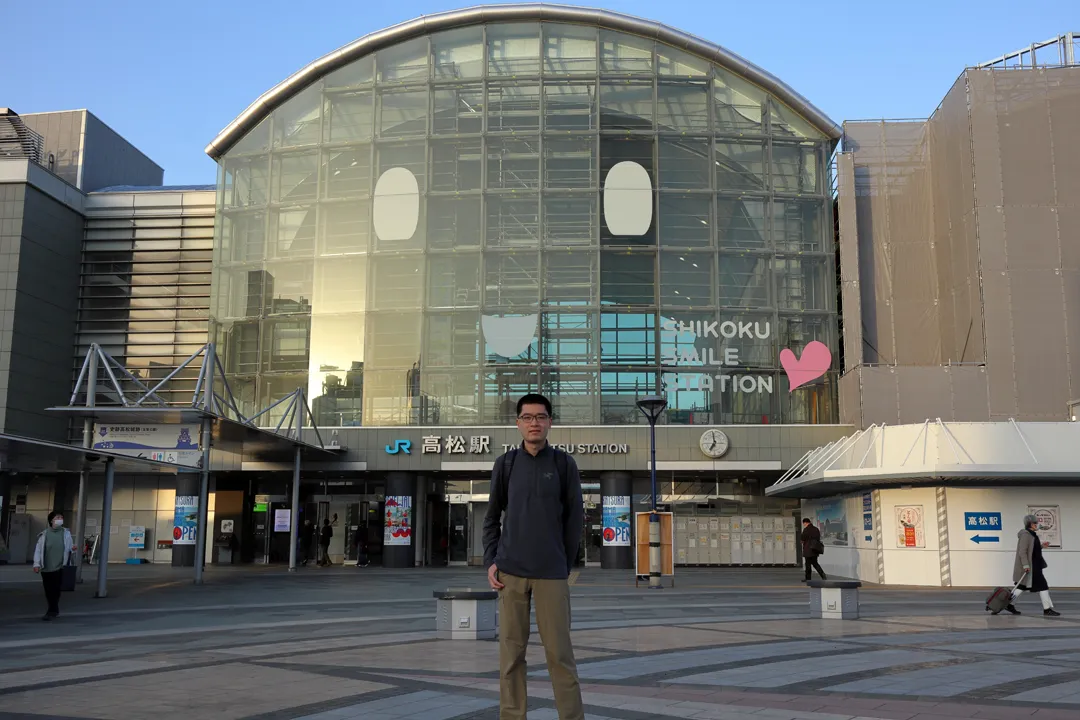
822;659;1073;696
292;691;497;720
0;659;175;690
667;649;957;688
1006;678;1080;703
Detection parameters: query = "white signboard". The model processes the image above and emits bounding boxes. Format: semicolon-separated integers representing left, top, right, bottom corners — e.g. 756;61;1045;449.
273;509;292;533
220;519;235;534
93;424;202;467
895;505;925;548
1028;505;1061;549
128;526;146;549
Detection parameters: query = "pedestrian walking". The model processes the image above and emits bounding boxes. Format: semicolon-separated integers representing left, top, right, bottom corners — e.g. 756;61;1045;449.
32;511;73;621
800;518;827;583
319;518;333;566
483;393;585;720
1011;514;1061;616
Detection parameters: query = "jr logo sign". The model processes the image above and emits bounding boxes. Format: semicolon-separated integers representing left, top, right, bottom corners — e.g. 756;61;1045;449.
385;440;412;455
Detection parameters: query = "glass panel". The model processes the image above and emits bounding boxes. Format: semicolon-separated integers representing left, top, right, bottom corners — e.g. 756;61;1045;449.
364;364;422;424
214;267;268;319
599;30;653;74
487;135;540;190
432;84;484;134
544;136;595;188
323;146;371;198
718;373;777;424
488;83;541;132
432;138;482;191
378;88;428;137
271;208;316;259
325;55;374;89
376;141;427;192
221;320;260;373
309;314;366;427
543;196;597;247
425;313;481;366
714;69;765;133
780;371;835;424
716;140;766;192
720;309;776;368
656;45;709;76
543;23;597;75
319;201;370;255
601;136;655;246
779;313;834;356
263;261;313;314
600;370;656;424
601;312;656;365
541;369;596;423
660;251;713;307
421;370;480;425
599;81;653;130
657;81;709;131
659;194;711;247
542;312;596;365
772;142;821;194
313;255;367;314
544;251;596;306
428;196;481;250
544;82;596;131
377;37;429;83
769;98;826;139
774;256;831;311
659;137;710;189
327;91;373;143
486;195;539;247
487;23;540;76
371;255;424;309
717;197;767;249
660;310;717;371
601;252;654;306
274;153;318;203
484;251;540;308
224;211;266;262
662;369;717;424
273;84;322;148
718;253;770;307
365;312;421;370
427;253;481;308
432;26;484;80
773;199;825;252
259;372;310;423
223;158;269;208
483;369;538;423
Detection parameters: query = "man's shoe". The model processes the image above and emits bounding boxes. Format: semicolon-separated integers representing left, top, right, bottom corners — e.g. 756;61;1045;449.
1045;608;1062;617
42;614;53;621
1006;604;1021;615
820;574;828;580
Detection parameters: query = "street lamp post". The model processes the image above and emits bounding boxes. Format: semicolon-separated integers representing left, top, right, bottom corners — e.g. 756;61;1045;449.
636;395;667;590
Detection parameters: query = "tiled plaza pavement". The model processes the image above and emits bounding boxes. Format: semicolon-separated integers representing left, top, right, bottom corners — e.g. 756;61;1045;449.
0;565;1078;719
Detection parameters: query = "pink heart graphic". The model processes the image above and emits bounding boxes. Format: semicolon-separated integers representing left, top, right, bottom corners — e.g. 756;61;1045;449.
780;341;832;391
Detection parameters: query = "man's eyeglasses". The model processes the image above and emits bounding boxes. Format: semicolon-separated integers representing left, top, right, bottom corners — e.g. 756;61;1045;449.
517;413;550;423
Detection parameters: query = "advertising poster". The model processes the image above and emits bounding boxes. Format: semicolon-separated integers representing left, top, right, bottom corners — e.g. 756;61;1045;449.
895;505;925;548
128;526;146;549
94;424;202;467
173;496;199;545
384;495;412;546
812;498;849;547
273;509;292;533
1028;506;1061;549
602;495;631;546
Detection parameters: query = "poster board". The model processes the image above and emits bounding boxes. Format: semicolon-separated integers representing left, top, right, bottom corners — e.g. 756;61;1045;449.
634;512;675;587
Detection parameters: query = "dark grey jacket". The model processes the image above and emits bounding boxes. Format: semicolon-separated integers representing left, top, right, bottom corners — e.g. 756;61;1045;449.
482;443;584;579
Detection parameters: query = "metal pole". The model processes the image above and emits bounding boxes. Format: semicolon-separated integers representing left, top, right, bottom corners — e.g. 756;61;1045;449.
289;446;301;572
648;418;662;590
94;457;115;599
74;349;99;584
193;416;212;585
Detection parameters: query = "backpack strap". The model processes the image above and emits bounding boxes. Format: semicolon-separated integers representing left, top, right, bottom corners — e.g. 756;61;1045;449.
553;448;569;496
498;448;518;512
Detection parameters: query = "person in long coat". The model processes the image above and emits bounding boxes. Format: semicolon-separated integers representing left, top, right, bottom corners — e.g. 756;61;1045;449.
1012;514;1061;616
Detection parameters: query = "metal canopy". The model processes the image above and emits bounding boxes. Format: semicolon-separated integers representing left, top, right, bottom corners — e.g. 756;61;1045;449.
0;433;181;474
766;420;1080;499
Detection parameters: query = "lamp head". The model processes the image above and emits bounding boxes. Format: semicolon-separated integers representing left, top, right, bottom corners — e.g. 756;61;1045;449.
635;395;668;423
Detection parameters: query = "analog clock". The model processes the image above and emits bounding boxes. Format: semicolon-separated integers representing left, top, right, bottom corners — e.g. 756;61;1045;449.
699;429;730;459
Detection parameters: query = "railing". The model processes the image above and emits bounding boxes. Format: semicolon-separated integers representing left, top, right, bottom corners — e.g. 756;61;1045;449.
977;33;1078;69
0;111;45;165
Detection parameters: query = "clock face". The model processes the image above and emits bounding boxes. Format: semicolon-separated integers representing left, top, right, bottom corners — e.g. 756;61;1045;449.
699;429;730;458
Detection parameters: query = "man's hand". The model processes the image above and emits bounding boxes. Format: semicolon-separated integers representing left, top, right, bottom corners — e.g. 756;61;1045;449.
487;563;504;590
33;567;40;574
1042;541;1050;548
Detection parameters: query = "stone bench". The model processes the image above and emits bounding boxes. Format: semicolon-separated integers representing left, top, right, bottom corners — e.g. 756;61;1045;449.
807;579;861;620
434;588;498;640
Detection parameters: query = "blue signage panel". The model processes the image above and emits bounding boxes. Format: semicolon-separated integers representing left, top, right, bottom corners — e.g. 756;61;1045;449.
863;492;873;513
964;512;1002;531
863;513;873;531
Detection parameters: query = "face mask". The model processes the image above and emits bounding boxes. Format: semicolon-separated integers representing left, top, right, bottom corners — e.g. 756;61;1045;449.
52;519;63;528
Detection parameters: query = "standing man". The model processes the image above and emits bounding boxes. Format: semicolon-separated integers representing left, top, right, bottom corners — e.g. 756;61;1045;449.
33;511;73;621
319;518;333;566
483;393;585;720
801;517;827;583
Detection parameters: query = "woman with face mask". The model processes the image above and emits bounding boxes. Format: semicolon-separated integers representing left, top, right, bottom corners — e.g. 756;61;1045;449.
32;511;74;621
1012;514;1061;617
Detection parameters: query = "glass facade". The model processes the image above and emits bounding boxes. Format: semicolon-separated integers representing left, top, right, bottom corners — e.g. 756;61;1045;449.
211;22;838;428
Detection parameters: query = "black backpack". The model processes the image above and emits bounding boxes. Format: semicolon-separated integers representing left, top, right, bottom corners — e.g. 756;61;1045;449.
494;447;569;511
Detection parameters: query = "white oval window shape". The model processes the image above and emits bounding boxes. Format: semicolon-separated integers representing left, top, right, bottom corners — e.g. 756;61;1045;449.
372;167;420;241
481;314;538;358
603;161;652;236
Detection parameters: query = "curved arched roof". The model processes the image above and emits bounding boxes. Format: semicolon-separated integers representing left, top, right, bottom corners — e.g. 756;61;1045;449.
205;3;840;160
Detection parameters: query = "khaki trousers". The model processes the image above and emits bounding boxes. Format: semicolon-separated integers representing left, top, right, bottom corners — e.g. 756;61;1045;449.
499;572;584;720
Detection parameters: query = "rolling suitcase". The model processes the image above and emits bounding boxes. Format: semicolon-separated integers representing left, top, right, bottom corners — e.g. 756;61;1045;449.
985;572;1026;614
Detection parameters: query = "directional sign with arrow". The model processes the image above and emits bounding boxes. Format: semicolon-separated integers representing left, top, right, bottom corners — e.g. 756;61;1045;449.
970;534;1000;545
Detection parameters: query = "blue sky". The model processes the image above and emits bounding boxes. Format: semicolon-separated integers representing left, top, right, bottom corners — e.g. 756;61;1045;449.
2;0;1074;184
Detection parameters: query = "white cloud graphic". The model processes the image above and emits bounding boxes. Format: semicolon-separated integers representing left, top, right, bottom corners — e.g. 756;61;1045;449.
481;314;538;358
373;167;419;241
603;161;652;236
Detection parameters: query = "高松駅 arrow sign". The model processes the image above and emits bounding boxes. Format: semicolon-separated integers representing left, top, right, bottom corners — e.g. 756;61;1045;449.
970;534;1000;545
